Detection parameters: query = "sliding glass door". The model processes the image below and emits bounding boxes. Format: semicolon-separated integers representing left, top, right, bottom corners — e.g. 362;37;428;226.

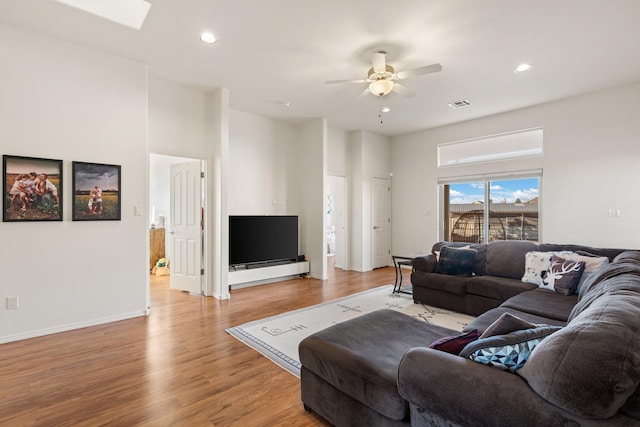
441;174;540;243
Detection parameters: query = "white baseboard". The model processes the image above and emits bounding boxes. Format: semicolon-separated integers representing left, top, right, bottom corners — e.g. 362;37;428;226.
0;310;148;344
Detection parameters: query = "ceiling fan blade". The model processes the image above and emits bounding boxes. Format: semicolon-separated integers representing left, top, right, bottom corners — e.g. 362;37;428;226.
324;78;366;84
392;83;416;98
357;87;370;98
372;52;386;74
396;63;442;80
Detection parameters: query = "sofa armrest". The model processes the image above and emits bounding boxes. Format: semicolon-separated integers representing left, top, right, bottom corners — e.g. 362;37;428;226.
412;254;436;273
398;347;582;427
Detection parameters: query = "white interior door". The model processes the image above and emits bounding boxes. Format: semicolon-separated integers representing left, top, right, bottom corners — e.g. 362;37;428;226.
372;177;390;269
169;161;202;294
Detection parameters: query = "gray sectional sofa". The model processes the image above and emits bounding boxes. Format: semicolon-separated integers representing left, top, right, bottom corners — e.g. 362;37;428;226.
299;241;640;426
411;240;626;316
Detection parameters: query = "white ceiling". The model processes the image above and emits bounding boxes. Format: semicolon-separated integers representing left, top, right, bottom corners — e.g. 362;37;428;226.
2;0;640;136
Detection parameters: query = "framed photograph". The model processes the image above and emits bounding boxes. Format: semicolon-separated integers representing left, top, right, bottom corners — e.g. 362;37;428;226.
3;155;63;222
72;161;121;221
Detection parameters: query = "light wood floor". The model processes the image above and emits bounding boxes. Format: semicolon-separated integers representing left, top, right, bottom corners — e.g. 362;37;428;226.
0;260;396;426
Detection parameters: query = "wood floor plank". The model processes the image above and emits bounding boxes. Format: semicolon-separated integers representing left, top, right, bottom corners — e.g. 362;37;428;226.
0;261;396;426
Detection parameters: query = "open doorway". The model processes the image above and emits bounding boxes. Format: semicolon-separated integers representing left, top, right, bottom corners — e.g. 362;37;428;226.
327;175;347;271
149;154;206;293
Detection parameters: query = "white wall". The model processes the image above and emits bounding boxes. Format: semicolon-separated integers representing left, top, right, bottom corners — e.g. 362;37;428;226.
228;110;300;215
0;23;148;343
298;119;328;279
349;131;392;271
148;77;210;158
327;126;350;176
391;82;640;256
328;126;351;269
350;132;365;271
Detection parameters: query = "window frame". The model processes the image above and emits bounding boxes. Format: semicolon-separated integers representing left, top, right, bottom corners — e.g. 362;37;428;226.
437;127;543;167
438;170;542;243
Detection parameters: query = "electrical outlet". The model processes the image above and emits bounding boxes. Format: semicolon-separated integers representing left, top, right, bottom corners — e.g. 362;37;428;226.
6;296;18;310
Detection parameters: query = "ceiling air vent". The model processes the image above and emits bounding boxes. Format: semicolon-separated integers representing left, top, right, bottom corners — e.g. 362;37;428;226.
448;100;472;109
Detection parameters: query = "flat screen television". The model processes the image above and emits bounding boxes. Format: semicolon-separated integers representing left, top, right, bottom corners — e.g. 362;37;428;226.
229;215;298;266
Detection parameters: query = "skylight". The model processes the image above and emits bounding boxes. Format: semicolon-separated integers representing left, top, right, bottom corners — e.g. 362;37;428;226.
54;0;152;30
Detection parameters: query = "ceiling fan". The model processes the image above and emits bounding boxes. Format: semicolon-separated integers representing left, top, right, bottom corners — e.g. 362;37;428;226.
325;51;442;98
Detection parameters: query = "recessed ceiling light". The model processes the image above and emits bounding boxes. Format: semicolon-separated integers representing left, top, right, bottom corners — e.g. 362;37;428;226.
514;63;532;73
200;32;217;44
381;107;391;113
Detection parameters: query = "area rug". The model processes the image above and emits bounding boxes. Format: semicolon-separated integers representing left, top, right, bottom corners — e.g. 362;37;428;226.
226;285;475;377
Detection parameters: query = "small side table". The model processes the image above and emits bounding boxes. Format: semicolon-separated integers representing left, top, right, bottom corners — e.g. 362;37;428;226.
392;255;414;294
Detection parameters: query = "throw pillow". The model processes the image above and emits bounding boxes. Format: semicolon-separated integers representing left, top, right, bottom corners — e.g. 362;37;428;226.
521;251;573;286
563;252;609;294
540;255;585;295
434;244;470;262
436;246;477;276
480;312;537;338
459;326;561;372
429;329;479;355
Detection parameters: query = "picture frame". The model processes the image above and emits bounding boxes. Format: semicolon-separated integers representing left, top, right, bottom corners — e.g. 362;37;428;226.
72;161;121;221
3;155;63;222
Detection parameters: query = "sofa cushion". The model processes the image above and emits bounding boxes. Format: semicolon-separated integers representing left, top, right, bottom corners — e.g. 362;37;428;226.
539;255;585;295
436;246;477;276
429;329;479;355
614;250;640;265
519;292;640;419
480;312;536;338
460;325;561;372
562;252;609;294
411;271;469;296
570;260;640;322
463;307;567;335
537;243;627;262
299;309;458;421
466;276;537;301
501;288;577;322
485;240;539;279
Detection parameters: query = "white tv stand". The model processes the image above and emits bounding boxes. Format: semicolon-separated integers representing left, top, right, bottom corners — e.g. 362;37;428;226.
228;261;310;290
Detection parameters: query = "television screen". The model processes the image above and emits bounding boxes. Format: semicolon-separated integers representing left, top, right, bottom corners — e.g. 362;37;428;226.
229;215;298;266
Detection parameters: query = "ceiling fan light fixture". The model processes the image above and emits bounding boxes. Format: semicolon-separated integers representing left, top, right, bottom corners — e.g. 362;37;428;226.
200;32;217;44
369;79;394;97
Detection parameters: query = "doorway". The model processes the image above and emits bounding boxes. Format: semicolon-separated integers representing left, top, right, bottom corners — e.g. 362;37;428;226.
327;175;347;270
149;154;206;293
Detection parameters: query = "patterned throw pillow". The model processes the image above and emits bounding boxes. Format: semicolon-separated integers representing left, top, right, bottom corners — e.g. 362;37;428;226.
459;326;561;372
436;246;477;276
521;251;573;286
429;330;479;355
540;256;585;295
